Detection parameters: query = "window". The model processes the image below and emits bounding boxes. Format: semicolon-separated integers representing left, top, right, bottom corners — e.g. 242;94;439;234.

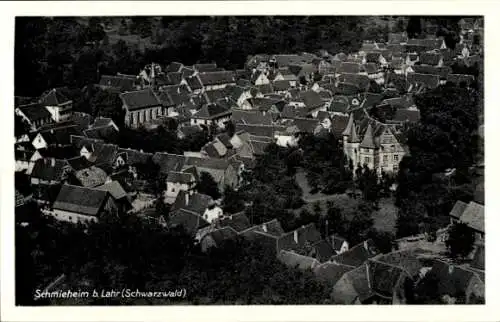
383;155;388;166
393;155;399;162
364;157;370;164
68;216;72;221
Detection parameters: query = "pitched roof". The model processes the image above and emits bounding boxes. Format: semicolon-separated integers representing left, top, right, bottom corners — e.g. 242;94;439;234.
17;103;52;122
299;90;325;110
167;171;194;185
339;73;371;90
53;184;109;217
459;201;484;233
359;123;377;149
30;158;70;181
73;166;108;188
198;71;235;86
272;80;292;92
216;212;252;232
169;208;209;235
95;180;128;200
292;118;321;133
419;52;443;66
231;109;273;125
332;264;372;303
412;65;452;79
337;62;362;74
429;260;479;298
278;250;320;270
84;125;119;141
205;226;239;246
407;73;440;89
447;74;475;87
39;88;72;106
99;75;137;91
192;103;231;120
118;148;153;165
119;88;161;111
314;261;354;285
330;240;379;267
194;63;218;73
171;190;214;216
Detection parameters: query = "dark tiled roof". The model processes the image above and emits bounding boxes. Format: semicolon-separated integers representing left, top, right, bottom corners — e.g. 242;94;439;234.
171;190;213;216
120;88;161;111
232;109;273;126
99;75;137;91
192;103;231;120
314;262;354;285
30;158;70;181
337;62;361;74
167;171;194;184
407;73;440;89
84;125;119;142
278;250;320;270
447;74;475;87
429;260;477;298
419;53;442;66
459;201;484;233
17;103;52;122
73;166;108;188
53;184;109;217
66;155;92;171
412;65;452;79
299;90;324;110
169;208;209;235
39;88;72;106
194;63;218;73
330;239;379;267
166;62;184;73
339;74;371;90
198;71;235;86
217;212;251;232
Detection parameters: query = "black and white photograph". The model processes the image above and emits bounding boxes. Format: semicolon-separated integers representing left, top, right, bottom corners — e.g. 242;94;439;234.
3;1;495;318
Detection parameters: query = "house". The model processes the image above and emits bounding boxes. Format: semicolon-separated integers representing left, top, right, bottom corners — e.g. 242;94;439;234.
84;118;119;142
419;53;444;67
331;249;421;304
278;250;321;270
120;88;164;128
39;88;73;122
365;53;388;66
30;158;71;186
52;184;119;224
451;201;484;241
32;125;80;150
169;208;210;238
200;226;239;252
447;74;475;88
250;71;270;85
214;212;252;231
337;62;366;75
329;239;379;267
165;171;197;204
171;190;223;224
98;74;139;92
69;166;108;188
342;114;408;174
198;71;236;91
231;109;273;126
193;63;218;73
419;260;484;304
95;180;133;213
15;103;53;131
190;103;232;128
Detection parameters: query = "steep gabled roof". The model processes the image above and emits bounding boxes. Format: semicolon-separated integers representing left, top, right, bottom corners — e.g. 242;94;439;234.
99;75;137;91
459;201;484;233
169;208;210;235
119;88;161;111
53;184;109;217
192;103;231;120
39;88;72;106
337;62;362;74
198;71;235;86
17;103;52;122
330;239;379;267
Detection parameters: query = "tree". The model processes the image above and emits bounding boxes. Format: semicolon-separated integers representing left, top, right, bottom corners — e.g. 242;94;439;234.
321;201;348;237
221;185;245;214
406;16;422;38
346;202;375;245
367;229;395;254
446;222;475;259
197;172;221;200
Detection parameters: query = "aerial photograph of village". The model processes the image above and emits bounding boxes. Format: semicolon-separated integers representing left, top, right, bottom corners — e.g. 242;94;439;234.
14;16;484;305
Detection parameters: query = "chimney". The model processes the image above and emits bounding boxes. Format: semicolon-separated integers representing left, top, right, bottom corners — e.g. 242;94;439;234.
185;193;189;206
294;230;299;244
363;240;369;250
262;224;267;233
51;158;55;167
448;265;454;274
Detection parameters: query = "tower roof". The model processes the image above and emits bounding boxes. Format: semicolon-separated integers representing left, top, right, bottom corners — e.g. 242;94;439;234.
342;113;354;136
360;123;377;149
347;119;360;143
